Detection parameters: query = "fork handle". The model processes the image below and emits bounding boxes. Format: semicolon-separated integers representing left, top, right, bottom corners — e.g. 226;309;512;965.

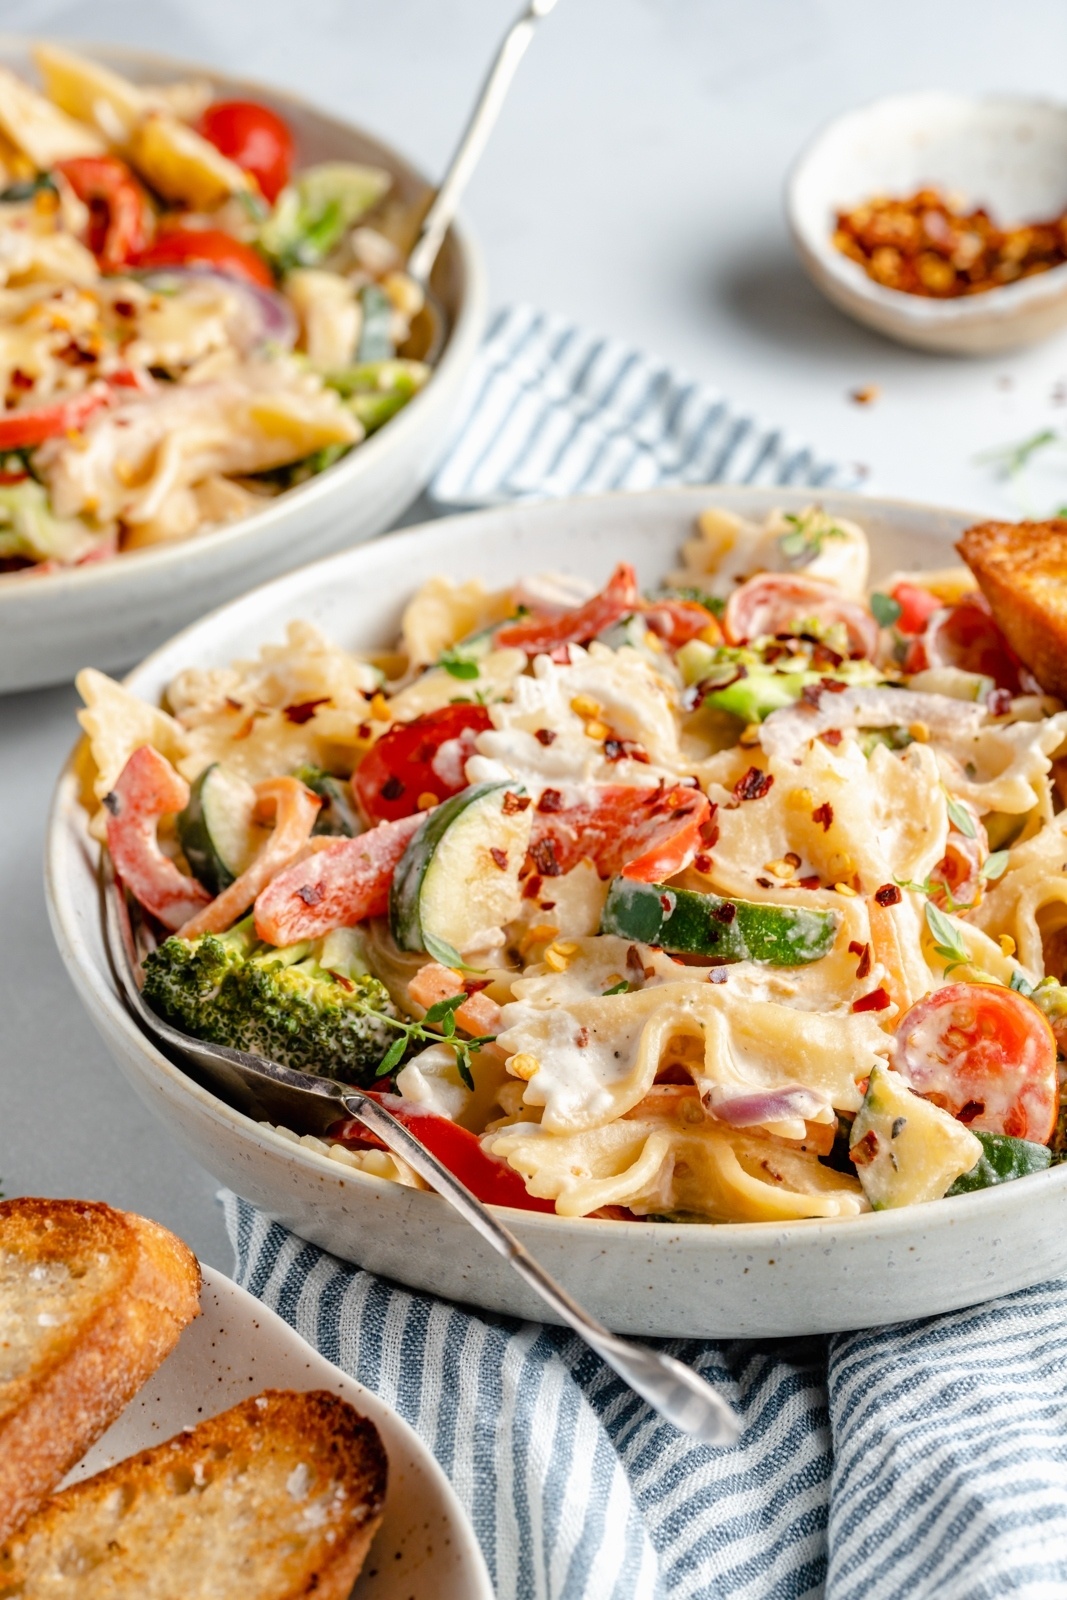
341;1092;739;1445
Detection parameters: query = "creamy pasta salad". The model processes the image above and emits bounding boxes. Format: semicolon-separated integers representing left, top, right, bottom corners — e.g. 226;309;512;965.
0;44;428;574
76;505;1067;1223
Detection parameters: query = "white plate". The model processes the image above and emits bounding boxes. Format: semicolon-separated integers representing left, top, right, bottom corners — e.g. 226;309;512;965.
787;91;1067;353
65;1263;492;1600
44;485;1067;1338
0;38;486;693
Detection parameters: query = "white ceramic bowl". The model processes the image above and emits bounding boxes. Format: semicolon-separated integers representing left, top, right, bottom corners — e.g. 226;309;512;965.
0;39;486;694
68;1263;492;1599
45;485;1067;1339
787;90;1067;354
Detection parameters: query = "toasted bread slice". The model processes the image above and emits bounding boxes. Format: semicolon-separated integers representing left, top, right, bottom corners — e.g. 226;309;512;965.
0;1388;388;1599
957;519;1067;699
0;1198;200;1543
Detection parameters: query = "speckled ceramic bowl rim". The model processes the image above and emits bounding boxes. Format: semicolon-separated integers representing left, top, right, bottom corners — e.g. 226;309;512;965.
0;36;484;607
786;89;1067;327
44;484;1067;1256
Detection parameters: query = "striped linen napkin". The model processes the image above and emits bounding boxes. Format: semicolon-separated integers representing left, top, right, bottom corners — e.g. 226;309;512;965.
429;304;862;505
223;313;1067;1597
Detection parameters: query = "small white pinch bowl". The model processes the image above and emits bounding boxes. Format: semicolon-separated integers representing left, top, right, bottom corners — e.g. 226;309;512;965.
787;90;1067;354
67;1264;493;1600
46;486;1067;1340
0;39;486;694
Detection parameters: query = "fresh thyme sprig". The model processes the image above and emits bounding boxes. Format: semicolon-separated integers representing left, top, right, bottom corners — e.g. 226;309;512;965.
371;992;496;1090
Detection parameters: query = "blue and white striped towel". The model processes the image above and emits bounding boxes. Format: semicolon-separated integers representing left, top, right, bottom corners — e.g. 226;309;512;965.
225;314;1067;1598
429;304;862;507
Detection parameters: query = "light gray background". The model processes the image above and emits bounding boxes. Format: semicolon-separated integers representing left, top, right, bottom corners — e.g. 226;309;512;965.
4;0;1067;1267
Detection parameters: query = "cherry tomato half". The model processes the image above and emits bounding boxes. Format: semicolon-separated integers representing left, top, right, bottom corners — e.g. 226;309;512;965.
894;981;1057;1143
197;99;294;204
134;228;274;288
890;581;942;636
353;704;493;825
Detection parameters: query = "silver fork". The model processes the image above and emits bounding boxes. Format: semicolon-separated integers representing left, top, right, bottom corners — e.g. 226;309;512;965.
99;852;740;1447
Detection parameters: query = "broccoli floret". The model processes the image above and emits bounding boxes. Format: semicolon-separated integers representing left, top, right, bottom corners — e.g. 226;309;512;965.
141;918;401;1085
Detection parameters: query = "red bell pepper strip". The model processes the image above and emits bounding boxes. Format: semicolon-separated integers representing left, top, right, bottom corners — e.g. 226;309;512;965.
327;1093;557;1213
55;156;150;273
105;746;212;931
134;228;274;288
0;383;113;450
495;563;639;653
253;812;423;945
530;782;711;882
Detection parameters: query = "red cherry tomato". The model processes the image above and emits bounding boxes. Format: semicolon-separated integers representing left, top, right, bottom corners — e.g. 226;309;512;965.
894;982;1057;1143
723;573;880;658
496;563;639;653
0;383;113;449
327;1094;557;1213
134;228;274;288
197;99;294;203
890;581;942;636
353;704;493;825
55;156;150;272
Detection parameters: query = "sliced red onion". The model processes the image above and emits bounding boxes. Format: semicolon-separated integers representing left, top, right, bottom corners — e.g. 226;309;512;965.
704;1084;833;1126
137;267;298;354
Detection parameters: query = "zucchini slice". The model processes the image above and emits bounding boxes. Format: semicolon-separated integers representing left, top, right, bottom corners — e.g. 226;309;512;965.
946;1130;1051;1195
293;765;360;837
599;877;838;965
390;782;533;959
177;764;266;896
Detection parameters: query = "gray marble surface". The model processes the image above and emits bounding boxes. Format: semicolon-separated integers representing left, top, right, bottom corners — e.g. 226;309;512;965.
4;0;1067;1267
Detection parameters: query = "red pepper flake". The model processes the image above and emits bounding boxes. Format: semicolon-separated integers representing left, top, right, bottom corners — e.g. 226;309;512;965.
986;687;1013;718
801;682;824;708
284;697;331;725
708;967;729;984
812;642;844;670
711;901;737;925
462;977;492;994
848;939;873;979
357;721;372;739
327;969;354;991
850;1129;879;1165
798;875;822;890
522;873;543;900
604;737;650;764
820;677;847;694
539;900;556;910
297;883;324;907
502;790;532;814
733;767;774;803
225;696;243;711
10;368;33;390
694;853;713;874
534;728;557;745
852;986;891;1013
626;944;654;979
575;1027;590;1048
812;801;834;831
659;893;673;914
489;847;509;870
537;788;564;813
819;729;843;748
957;1099;986;1124
530;837;562;877
756;876;773;887
381;775;405;801
875;883;902;907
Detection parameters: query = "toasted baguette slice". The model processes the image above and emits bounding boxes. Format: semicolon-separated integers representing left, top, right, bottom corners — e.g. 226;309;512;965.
0;1198;200;1543
957;519;1067;698
0;1388;388;1599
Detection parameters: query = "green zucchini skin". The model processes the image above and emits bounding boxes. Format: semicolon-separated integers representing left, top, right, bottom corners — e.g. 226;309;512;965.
178;764;241;896
389;781;510;954
946;1130;1052;1195
293;765;360;838
599;877;838;965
